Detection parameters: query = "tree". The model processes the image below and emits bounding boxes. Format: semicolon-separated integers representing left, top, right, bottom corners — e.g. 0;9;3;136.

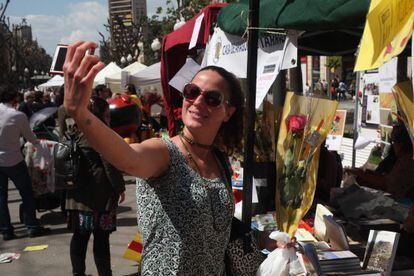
1;1;52;88
325;56;342;74
99;16;144;66
141;0;215;65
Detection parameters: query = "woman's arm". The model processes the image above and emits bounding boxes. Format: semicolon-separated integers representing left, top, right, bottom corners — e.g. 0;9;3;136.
345;168;388;190
63;41;169;178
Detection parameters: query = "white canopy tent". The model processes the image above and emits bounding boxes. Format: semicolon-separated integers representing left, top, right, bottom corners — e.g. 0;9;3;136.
105;61;147;93
38;75;64;90
129;62;162;95
93;62;121;87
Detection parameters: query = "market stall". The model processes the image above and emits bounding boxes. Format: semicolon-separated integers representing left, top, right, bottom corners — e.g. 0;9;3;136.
38;75;64;91
129;61;162;95
106;61;147;93
93;61;121;87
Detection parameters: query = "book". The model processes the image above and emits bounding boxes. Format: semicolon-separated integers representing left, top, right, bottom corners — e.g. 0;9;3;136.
324;215;350;251
295;228;318;242
318;250;359;261
362;230;400;276
314;204;333;241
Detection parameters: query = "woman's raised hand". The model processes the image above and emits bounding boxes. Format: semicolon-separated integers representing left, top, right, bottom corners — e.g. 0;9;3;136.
63;41;105;118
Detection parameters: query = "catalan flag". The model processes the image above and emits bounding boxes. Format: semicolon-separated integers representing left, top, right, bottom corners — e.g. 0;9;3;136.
123;232;143;265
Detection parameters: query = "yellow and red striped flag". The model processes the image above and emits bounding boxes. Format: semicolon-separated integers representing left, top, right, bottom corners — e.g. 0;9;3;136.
123;232;143;263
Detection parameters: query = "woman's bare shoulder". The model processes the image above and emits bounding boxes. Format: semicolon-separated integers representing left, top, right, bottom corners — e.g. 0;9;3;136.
128;137;171;178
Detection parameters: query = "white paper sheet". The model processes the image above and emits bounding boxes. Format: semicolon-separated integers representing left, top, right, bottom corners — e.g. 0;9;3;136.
379;57;397;93
189;13;205;50
168;58;201;92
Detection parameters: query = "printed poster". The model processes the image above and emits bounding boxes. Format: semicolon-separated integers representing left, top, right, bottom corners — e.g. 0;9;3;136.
378;58;398;143
366;95;380;124
326;110;347;151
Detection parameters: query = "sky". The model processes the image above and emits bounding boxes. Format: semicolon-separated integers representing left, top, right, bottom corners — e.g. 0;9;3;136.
5;0;171;55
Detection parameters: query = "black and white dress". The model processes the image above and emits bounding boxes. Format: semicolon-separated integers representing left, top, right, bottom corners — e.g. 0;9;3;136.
136;138;234;275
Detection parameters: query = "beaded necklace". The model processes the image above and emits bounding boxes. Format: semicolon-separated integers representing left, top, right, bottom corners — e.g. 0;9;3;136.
179;134;203;174
180;132;213;150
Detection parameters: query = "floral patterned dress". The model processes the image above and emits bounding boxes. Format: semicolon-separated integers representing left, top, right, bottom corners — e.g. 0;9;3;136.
136;138;234;275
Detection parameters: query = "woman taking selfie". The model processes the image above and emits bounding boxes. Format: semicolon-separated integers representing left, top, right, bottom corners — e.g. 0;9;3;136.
63;41;244;275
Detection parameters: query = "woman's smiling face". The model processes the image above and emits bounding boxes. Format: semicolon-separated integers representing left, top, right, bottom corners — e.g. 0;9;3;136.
181;70;235;134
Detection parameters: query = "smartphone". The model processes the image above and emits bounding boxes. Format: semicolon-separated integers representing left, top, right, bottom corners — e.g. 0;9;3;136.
50;44;68;75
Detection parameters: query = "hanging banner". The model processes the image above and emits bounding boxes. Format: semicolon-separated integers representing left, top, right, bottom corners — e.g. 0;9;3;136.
412;34;414;97
203;27;297;108
203;27;248;78
355;0;414;71
393;81;414;157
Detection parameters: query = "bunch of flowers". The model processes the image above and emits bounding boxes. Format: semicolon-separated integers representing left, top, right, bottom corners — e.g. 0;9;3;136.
280;114;325;209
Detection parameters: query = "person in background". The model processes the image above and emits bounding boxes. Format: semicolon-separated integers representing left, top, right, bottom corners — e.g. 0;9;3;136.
346;122;414;200
54;85;65;107
337;80;347;101
316;141;343;203
42;91;55;108
0;84;50;241
322;79;328;95
93;84;112;101
63;41;244;275
66;97;125;276
123;83;142;108
18;90;35;118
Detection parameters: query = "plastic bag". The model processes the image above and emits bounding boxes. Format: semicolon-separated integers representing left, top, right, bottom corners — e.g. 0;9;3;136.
256;231;305;276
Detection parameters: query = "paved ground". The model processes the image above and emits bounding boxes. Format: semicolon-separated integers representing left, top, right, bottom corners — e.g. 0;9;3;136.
0;176;140;276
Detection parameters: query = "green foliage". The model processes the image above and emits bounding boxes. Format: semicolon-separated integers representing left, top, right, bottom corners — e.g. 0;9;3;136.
0;7;51;88
325;56;342;70
141;0;214;65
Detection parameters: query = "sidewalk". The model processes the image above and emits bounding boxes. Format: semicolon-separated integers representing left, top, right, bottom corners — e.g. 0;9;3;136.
0;176;140;276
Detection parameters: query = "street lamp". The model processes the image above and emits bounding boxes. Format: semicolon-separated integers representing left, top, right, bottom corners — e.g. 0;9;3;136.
151;38;161;60
137;41;144;51
174;17;186;31
11;65;17;72
34;70;38;75
24;67;29;88
120;56;126;66
127;53;133;63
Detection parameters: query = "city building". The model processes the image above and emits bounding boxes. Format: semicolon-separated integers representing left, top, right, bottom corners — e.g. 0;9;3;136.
108;0;147;64
108;0;147;43
12;18;32;41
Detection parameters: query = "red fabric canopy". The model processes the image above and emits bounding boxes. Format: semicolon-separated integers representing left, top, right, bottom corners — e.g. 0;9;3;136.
160;3;227;136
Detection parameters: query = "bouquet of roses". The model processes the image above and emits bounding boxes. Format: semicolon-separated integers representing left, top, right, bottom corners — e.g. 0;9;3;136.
280;114;325;209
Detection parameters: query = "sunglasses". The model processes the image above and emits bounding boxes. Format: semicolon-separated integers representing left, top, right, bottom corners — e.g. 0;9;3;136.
182;83;228;108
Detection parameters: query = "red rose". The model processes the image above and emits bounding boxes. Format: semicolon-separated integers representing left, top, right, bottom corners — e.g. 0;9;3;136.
358;91;363;98
334;115;341;122
286;115;307;134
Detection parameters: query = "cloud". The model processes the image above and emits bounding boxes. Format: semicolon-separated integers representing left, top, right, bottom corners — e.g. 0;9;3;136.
10;1;108;55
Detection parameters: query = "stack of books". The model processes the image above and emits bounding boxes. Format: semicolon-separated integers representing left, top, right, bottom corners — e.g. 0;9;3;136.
318;250;362;274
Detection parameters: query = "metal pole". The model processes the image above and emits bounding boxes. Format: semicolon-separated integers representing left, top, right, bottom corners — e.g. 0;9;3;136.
352;71;361;168
242;0;260;226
